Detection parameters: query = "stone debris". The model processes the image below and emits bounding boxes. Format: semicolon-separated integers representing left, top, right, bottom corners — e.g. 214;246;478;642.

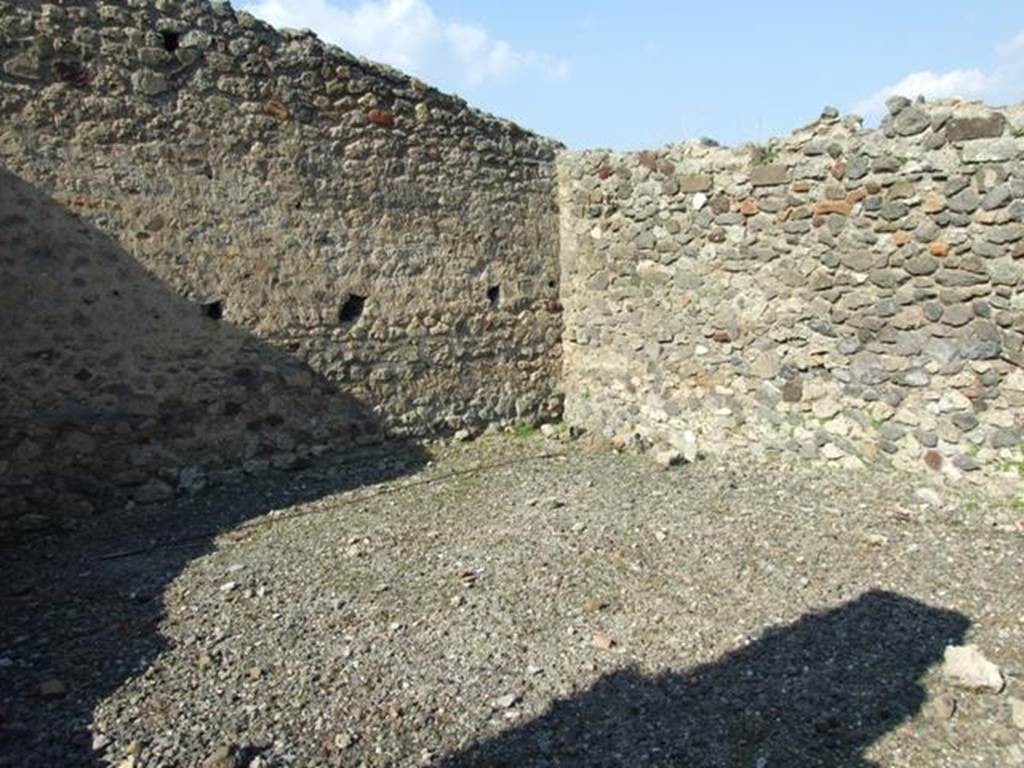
492;693;519;710
133;480;175;505
924;693;958;721
1009;697;1024;730
654;448;683;468
92;733;111;752
334;733;356;749
13;513;49;532
942;644;1005;693
202;744;239;768
38;678;66;699
862;532;889;547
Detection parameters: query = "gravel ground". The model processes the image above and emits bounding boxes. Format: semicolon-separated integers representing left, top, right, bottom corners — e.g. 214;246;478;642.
2;433;1022;767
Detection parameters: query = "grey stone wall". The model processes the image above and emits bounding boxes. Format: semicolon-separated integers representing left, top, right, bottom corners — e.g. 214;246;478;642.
0;0;562;525
559;100;1024;487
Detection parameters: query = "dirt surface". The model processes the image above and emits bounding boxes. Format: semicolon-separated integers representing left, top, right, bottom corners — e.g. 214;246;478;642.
2;434;1022;767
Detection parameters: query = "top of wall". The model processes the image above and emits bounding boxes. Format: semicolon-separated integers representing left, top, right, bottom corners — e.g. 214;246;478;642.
566;98;1024;165
0;0;561;158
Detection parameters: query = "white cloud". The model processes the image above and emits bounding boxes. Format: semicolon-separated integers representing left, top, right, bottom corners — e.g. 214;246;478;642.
238;0;569;88
996;30;1024;58
853;30;1024;122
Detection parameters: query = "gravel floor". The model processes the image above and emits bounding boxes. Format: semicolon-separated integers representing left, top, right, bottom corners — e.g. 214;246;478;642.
2;433;1022;768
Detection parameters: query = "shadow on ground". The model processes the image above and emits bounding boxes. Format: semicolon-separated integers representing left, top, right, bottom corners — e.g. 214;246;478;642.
0;168;428;766
439;590;969;768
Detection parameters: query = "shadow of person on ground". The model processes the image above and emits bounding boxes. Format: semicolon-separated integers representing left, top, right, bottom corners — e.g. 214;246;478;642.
0;169;428;766
439;590;969;768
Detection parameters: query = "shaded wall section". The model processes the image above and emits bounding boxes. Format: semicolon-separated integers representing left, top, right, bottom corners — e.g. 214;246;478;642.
0;170;400;522
559;100;1024;486
0;0;563;523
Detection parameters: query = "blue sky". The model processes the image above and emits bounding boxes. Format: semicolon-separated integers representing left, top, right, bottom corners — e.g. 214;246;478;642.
239;1;1024;150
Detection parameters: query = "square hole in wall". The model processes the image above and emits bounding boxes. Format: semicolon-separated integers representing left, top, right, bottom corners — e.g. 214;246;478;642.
161;31;180;52
201;299;223;320
339;293;366;326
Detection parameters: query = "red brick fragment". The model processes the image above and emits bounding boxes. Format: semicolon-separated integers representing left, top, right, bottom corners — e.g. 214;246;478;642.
263;100;291;122
638;150;658;171
368;109;395;128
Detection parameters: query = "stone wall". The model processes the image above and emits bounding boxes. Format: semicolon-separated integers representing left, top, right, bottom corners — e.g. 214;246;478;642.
0;0;562;524
559;99;1024;486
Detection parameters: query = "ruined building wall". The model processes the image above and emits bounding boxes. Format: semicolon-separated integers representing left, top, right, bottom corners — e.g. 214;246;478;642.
0;0;562;523
559;100;1024;485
